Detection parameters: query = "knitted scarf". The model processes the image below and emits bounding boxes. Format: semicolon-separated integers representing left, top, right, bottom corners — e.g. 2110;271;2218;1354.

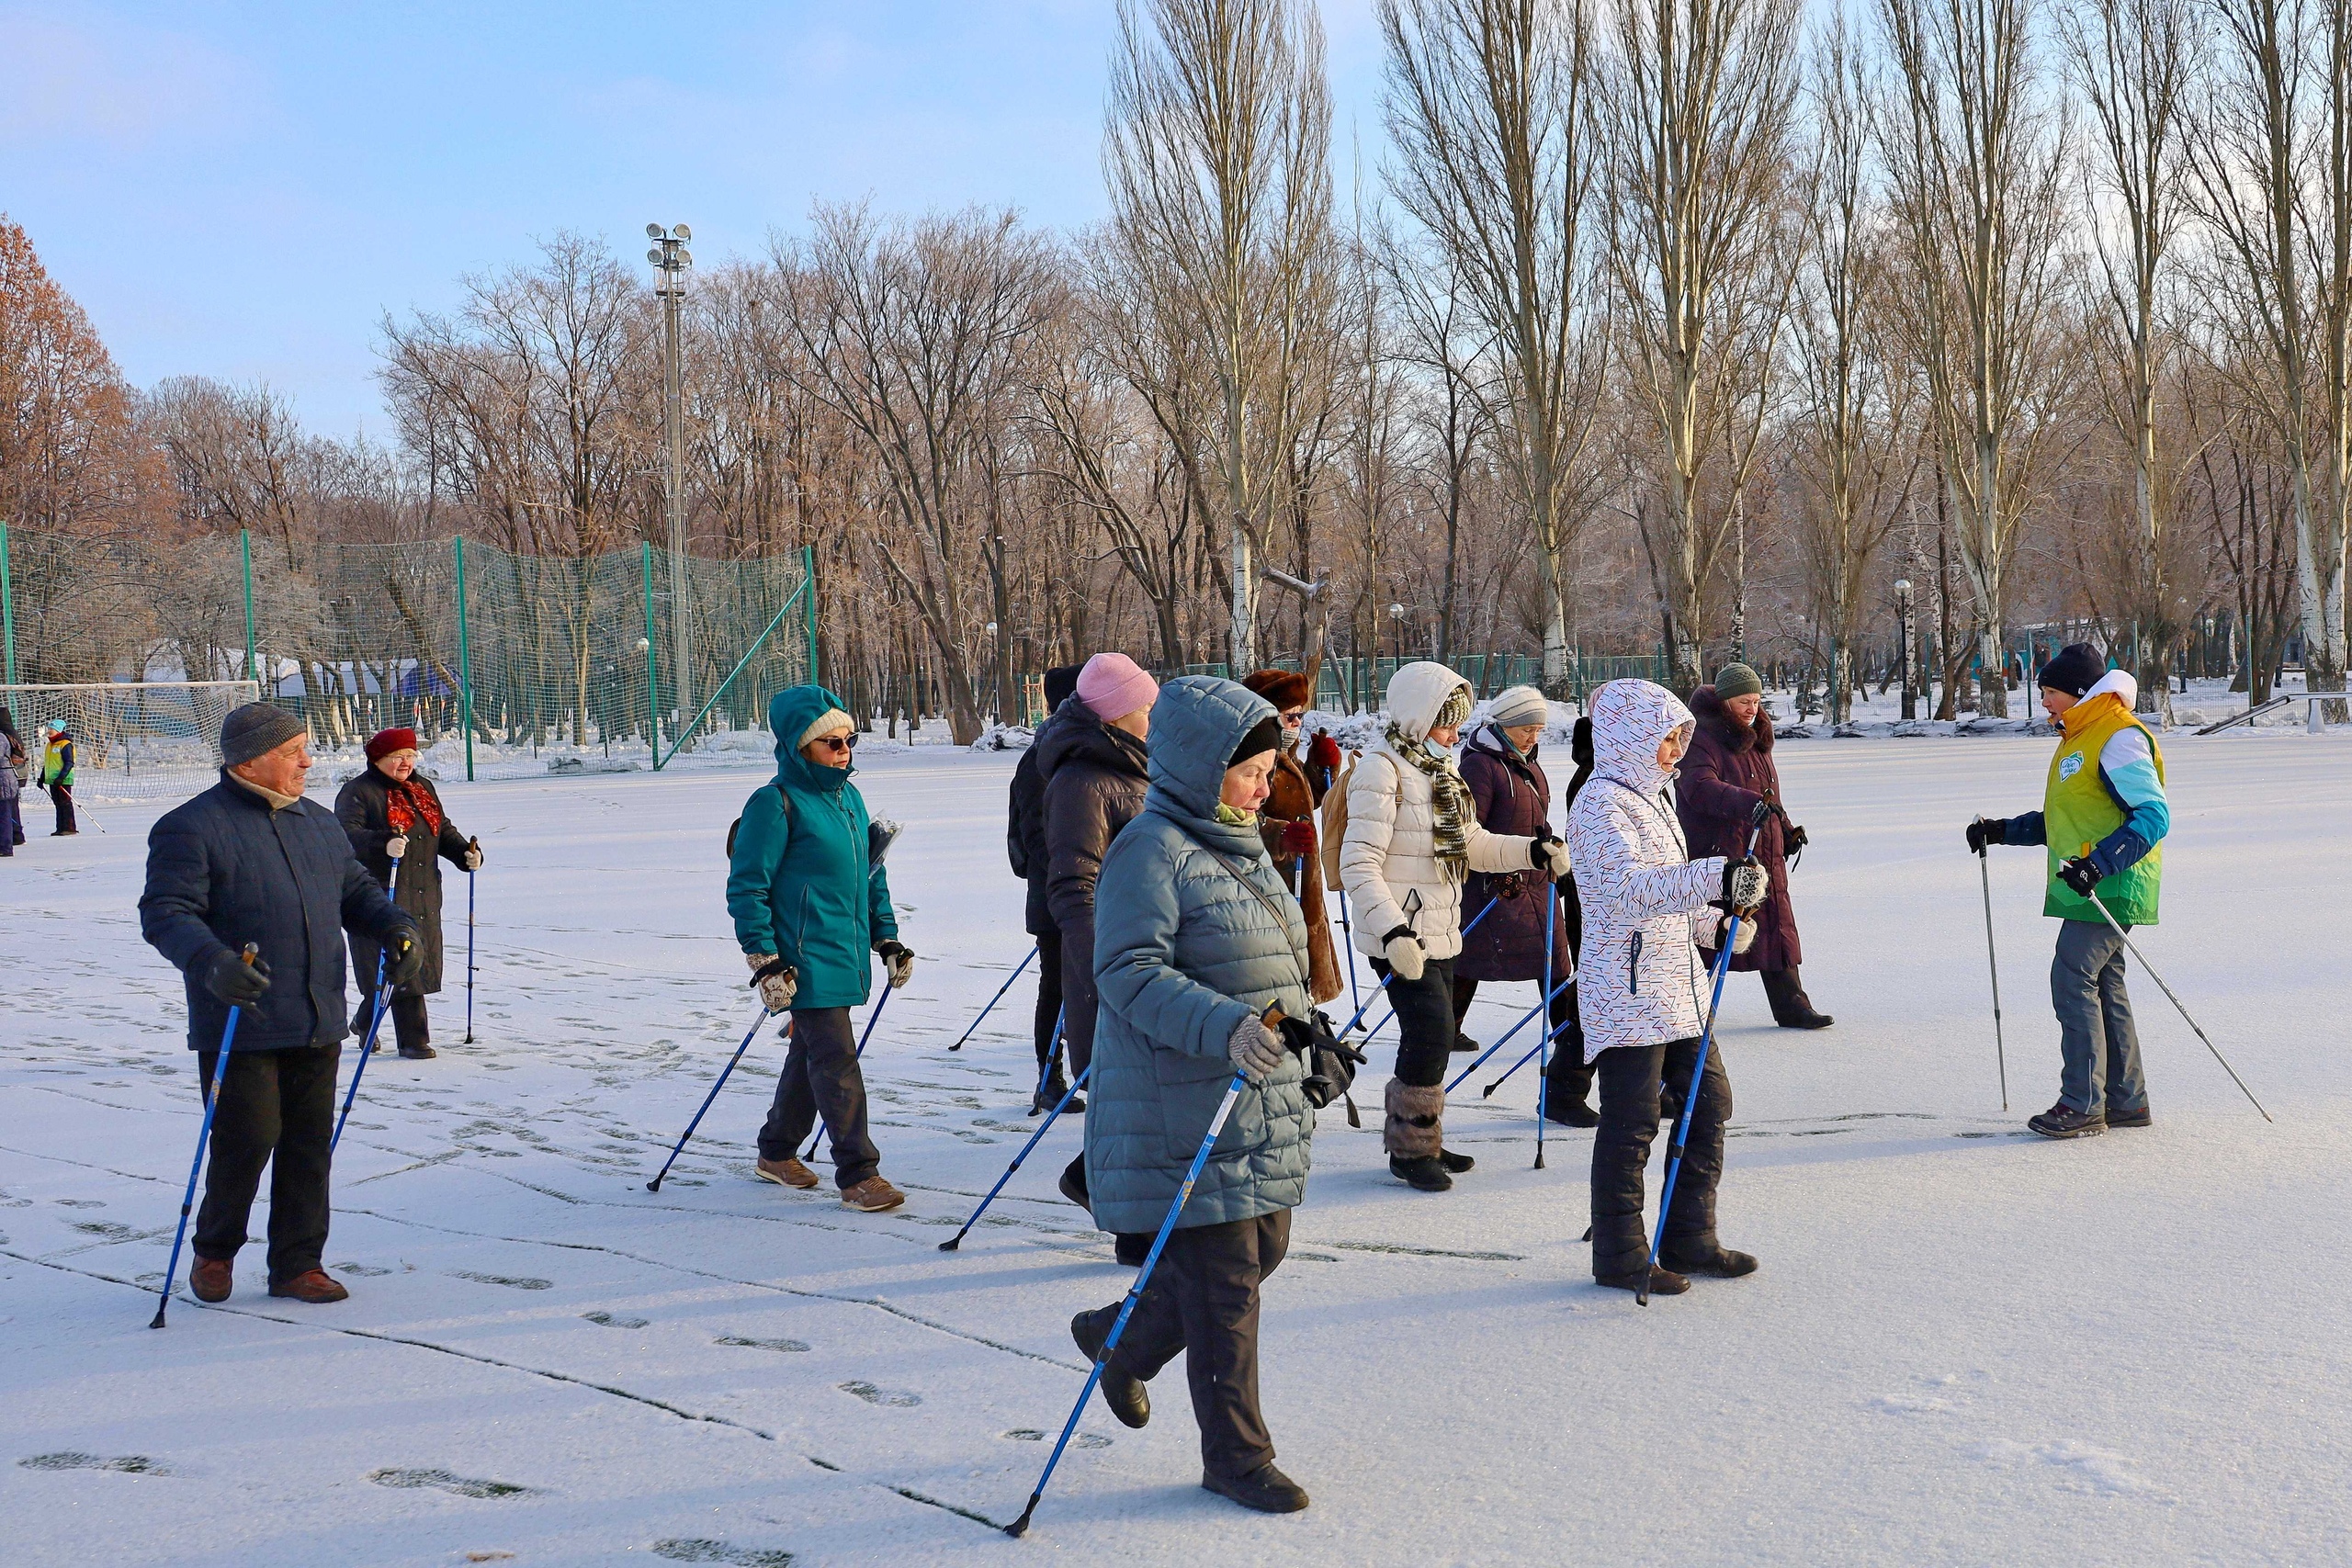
1384;723;1475;881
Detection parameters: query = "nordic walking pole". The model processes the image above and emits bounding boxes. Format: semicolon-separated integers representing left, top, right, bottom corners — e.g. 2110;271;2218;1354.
1338;885;1363;1016
331;851;401;1153
646;1002;774;1192
1639;806;1768;1306
463;838;479;1044
1973;819;2008;1111
802;981;896;1161
1005;1065;1252;1538
152;942;256;1327
2084;887;2272;1122
1479;1005;1577;1097
1333;897;1499;1041
939;1061;1094;1251
1536;879;1555;1169
1444;976;1572;1093
949;944;1036;1051
1030;1005;1068;1115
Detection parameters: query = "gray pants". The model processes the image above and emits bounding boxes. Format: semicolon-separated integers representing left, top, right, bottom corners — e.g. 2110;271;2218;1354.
2051;919;2146;1115
757;1007;880;1190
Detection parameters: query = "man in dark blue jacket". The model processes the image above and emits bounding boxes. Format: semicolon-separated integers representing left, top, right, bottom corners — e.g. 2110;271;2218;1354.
1006;662;1084;1105
140;704;419;1305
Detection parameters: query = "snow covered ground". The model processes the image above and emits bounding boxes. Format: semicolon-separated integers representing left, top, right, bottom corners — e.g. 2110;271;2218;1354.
4;729;2349;1566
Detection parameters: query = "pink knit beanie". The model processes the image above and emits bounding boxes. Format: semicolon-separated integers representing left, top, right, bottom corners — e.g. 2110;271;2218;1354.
1077;652;1159;723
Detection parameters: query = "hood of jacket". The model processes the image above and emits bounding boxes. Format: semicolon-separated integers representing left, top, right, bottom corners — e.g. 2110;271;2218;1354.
768;683;854;795
1144;676;1277;850
1384;660;1474;743
1035;694;1148;784
1689;684;1774;755
1589;679;1695;795
2059;668;2142;740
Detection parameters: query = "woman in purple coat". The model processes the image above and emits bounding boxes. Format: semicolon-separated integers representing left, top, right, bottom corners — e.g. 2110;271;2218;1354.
1676;665;1831;1029
1450;686;1595;1123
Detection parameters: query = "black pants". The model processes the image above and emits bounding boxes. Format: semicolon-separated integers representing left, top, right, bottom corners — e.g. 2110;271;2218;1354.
1086;1209;1291;1480
1453;975;1592;1103
1057;921;1101;1083
354;992;431;1054
192;1042;341;1286
758;1007;880;1190
1033;925;1066;1077
0;793;17;852
1590;1038;1732;1280
50;783;75;833
1372;955;1457;1088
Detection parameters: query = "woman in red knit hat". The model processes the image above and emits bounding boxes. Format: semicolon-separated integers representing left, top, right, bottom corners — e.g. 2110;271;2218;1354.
334;728;481;1060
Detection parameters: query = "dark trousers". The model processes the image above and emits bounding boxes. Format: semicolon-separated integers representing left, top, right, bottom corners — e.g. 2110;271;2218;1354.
1033;925;1066;1076
1372;955;1457;1087
1057;922;1101;1082
354;991;431;1054
192;1042;341;1285
2052;919;2146;1114
1453;974;1592;1103
0;793;17;853
757;1007;880;1190
1590;1038;1732;1280
50;783;75;833
1088;1209;1291;1479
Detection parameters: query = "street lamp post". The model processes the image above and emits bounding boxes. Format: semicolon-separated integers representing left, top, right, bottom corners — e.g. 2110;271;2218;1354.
1388;602;1406;670
648;223;694;739
1894;579;1916;720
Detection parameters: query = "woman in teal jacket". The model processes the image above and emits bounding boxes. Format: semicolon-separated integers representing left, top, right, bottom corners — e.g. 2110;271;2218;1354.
726;684;914;1212
1074;675;1317;1515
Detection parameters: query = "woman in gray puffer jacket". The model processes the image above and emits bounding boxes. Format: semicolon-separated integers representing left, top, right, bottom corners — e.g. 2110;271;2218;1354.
1076;675;1316;1517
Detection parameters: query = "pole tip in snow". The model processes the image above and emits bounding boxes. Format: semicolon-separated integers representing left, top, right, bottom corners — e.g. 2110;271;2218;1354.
937;1235;963;1252
1005;1499;1039;1538
148;1308;167;1329
644;1179;662;1193
1533;1151;1545;1170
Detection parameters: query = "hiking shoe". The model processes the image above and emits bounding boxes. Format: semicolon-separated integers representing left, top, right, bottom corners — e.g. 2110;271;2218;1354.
2028;1101;2107;1139
1034;1066;1084;1114
189;1258;232;1303
1452;1032;1481;1055
755;1156;820;1190
2106;1104;2153;1129
1437;1147;1476;1174
267;1269;349;1303
839;1176;906;1212
1545;1097;1600;1129
1660;1244;1759;1279
397;1043;437;1060
1388;1155;1453;1192
1203;1462;1310;1514
1070;1311;1149;1428
1596;1265;1689;1296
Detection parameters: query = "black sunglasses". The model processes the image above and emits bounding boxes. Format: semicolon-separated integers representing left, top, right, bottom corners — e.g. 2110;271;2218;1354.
811;732;857;752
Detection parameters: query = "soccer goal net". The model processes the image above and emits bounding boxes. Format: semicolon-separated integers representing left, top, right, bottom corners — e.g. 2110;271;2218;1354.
3;682;261;805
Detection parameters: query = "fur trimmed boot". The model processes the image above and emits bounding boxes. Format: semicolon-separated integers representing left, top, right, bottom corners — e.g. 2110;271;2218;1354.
1385;1078;1451;1191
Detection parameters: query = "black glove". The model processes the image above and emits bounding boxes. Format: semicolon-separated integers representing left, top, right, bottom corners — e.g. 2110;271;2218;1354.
384;928;427;987
2057;855;2102;897
202;948;271;1006
1784;823;1808;854
1529;826;1570;876
1965;818;2007;854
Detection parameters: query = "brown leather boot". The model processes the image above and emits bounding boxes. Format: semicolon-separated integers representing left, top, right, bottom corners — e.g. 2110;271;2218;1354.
755;1156;820;1189
189;1257;232;1303
267;1269;350;1303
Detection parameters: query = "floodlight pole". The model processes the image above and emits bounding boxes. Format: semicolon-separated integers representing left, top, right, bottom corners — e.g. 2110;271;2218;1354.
650;224;693;746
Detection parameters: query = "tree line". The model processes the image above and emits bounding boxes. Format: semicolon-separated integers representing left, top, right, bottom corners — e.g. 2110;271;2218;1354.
2;0;2331;741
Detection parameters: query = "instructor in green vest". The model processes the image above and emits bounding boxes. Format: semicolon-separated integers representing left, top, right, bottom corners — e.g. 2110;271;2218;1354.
1964;644;2169;1139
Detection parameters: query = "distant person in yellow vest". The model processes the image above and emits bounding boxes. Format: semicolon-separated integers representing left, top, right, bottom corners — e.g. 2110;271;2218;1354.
1965;645;2168;1139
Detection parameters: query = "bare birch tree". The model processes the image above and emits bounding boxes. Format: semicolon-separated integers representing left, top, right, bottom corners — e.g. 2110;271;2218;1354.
1104;0;1338;671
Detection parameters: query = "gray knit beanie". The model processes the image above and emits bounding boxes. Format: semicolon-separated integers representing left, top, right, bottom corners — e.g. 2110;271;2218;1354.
1713;663;1763;700
220;703;308;767
1487;685;1549;729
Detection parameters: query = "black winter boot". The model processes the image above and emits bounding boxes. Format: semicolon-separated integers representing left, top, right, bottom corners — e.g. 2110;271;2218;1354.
1596;1265;1689;1295
1437;1148;1476;1174
1384;1078;1450;1190
2028;1100;2107;1138
1069;1310;1149;1428
1544;1046;1599;1126
1659;1241;1759;1278
1203;1462;1310;1514
1761;967;1833;1029
1390;1155;1453;1191
1057;1155;1090;1209
1035;1064;1083;1114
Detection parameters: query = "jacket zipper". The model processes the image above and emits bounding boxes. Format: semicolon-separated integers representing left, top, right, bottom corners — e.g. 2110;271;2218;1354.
1629;931;1643;995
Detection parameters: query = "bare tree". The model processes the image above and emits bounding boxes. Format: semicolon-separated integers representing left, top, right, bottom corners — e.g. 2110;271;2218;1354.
1104;0;1339;671
1382;0;1605;691
1878;0;2075;716
1603;0;1804;693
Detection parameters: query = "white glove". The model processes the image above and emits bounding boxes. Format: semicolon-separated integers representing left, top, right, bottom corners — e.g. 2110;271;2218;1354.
1699;911;1759;955
384;835;409;860
746;953;797;1011
461;840;483;872
1529;830;1570;877
1227;1015;1287;1082
1720;859;1769;909
1382;927;1427;983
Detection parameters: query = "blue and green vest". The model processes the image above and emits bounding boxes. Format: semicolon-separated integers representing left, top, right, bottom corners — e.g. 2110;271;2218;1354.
2041;695;2163;926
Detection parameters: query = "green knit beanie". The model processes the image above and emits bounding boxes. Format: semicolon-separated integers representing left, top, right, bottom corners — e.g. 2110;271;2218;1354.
1713;663;1762;700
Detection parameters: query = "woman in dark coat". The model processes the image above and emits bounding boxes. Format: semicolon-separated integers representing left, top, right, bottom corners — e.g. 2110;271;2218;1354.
1240;669;1344;1006
335;728;481;1060
1450;686;1593;1124
1676;666;1831;1029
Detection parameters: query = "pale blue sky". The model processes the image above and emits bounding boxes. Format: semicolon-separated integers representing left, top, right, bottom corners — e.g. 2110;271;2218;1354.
0;2;1387;440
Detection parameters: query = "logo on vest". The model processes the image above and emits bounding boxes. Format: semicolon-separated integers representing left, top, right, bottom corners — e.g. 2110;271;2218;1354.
2058;751;2085;781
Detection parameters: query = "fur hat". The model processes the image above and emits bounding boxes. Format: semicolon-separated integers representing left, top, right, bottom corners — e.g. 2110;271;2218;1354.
2037;643;2107;699
220;703;307;768
365;727;419;763
1241;668;1313;711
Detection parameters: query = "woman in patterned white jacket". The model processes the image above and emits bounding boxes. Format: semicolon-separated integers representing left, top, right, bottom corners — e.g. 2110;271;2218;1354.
1565;680;1768;1295
1341;660;1566;1192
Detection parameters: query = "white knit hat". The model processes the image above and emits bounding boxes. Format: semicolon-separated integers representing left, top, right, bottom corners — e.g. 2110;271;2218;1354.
1487;685;1548;729
797;708;854;748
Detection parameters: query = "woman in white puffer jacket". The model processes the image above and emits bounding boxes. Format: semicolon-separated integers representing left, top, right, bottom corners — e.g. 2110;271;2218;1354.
1341;660;1566;1192
1565;680;1767;1296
